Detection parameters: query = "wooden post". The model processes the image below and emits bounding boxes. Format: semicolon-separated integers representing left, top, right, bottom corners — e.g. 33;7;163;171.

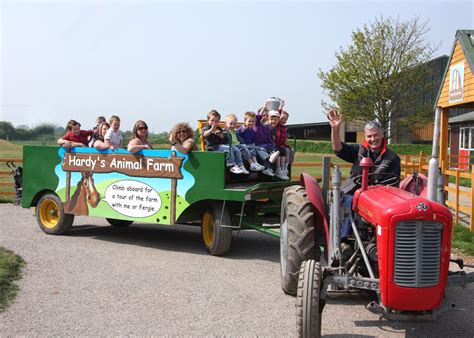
470;167;474;232
439;108;449;171
418;151;424;174
65;149;71;212
441;160;449;192
170;151;177;225
405;155;411;176
455;169;460;225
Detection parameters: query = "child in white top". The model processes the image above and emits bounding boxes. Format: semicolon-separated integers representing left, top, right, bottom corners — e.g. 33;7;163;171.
104;115;124;150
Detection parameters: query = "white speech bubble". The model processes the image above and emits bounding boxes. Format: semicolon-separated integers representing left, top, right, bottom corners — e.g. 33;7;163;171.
103;180;162;218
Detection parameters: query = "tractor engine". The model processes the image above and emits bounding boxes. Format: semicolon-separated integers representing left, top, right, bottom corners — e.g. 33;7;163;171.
353;185;453;311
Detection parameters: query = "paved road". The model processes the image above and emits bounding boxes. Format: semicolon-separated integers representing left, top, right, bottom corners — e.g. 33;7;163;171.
0;204;473;336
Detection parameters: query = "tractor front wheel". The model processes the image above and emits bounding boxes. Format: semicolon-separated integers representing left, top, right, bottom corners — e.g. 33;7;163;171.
297;260;324;338
280;185;318;296
36;193;74;235
201;204;232;256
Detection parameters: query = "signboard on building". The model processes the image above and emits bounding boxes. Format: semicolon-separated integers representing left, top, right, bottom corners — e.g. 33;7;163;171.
449;62;464;102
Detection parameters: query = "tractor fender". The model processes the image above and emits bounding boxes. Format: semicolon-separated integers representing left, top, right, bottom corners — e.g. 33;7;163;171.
299;173;330;261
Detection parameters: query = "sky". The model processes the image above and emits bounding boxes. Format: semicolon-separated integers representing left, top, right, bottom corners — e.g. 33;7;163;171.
0;0;473;133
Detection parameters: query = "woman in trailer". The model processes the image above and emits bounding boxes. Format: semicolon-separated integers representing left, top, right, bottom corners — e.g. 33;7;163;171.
127;120;153;154
89;122;111;150
169;122;196;154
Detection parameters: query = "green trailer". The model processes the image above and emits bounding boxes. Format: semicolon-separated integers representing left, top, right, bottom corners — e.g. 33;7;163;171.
21;146;295;255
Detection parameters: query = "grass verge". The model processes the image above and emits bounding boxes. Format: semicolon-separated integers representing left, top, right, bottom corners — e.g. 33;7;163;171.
452;225;474;257
0;247;25;312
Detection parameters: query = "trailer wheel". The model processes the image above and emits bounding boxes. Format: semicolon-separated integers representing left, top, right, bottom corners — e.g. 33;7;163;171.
280;185;317;296
106;218;134;227
297;260;324;338
201;205;232;256
36;193;74;235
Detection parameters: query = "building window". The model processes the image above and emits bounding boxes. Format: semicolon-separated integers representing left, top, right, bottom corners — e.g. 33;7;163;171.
460;127;474;150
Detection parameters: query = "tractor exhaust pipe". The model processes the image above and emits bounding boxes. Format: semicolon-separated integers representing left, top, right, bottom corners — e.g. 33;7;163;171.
427;106;441;202
359;157;373;192
331;165;342;264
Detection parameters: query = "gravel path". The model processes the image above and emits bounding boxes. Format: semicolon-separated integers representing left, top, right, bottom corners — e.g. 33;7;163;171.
0;204;473;336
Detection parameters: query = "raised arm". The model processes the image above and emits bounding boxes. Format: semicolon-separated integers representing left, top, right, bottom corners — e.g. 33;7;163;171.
202;124;216;138
327;110;343;152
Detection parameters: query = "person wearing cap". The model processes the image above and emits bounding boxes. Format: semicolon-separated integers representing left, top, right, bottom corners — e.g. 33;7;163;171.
254;103;281;176
327;110;401;257
268;110;289;180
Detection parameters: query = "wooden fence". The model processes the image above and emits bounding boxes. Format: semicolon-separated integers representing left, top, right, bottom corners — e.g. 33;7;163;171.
2;153;473;231
0;158;22;197
292;152;474;232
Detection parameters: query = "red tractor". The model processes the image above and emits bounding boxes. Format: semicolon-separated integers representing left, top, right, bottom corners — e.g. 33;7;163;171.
280;154;474;337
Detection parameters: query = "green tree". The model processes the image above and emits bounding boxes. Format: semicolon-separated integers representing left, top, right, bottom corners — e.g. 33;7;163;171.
318;16;439;138
32;124;56;138
0;121;15;139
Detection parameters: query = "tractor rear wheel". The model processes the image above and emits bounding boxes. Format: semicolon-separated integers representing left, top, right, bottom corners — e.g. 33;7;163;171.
201;204;232;256
297;260;324;338
106;218;134;227
36;193;74;235
280;185;318;296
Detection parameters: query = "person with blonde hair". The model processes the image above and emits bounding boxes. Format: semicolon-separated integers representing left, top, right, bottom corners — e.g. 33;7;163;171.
169;122;196;154
105;115;124;150
225;114;264;172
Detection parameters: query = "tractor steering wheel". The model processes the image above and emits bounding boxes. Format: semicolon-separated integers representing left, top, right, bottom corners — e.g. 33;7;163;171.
352;172;400;187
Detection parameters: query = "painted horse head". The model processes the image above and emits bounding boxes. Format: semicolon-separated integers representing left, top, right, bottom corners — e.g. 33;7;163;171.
68;171;100;215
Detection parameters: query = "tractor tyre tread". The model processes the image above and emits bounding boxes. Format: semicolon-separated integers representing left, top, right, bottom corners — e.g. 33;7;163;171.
281;185;317;296
297;260;323;338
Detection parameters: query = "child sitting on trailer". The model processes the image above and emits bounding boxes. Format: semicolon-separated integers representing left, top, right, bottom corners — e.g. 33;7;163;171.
253;105;281;176
237;111;274;177
57;120;93;148
104;115;124;150
268;110;289;180
277;110;294;178
224;114;264;172
201;110;246;175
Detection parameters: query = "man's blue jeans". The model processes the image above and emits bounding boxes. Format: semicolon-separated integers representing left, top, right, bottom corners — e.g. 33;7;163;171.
341;194;354;239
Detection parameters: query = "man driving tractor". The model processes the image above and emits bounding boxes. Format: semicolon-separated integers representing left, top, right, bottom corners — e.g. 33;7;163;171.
327;110;401;256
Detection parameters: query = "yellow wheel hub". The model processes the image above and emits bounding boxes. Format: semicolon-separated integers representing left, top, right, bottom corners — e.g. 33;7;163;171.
39;199;60;229
202;212;214;247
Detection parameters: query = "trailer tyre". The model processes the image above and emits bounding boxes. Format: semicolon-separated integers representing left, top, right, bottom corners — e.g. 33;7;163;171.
201;205;232;256
36;193;74;235
281;185;317;296
106;218;134;227
297;260;324;338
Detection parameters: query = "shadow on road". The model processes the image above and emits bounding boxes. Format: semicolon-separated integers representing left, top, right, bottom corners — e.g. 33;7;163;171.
324;290;474;337
67;222;280;263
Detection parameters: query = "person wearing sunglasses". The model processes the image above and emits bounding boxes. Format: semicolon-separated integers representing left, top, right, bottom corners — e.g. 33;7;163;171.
169;122;196;154
127;120;153;154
